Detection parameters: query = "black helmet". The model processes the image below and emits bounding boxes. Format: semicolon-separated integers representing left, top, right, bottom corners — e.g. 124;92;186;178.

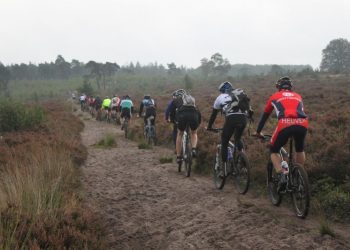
144;94;151;99
276;76;293;90
218;81;233;93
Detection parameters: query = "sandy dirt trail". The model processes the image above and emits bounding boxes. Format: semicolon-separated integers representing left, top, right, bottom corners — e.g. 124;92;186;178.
79;112;349;250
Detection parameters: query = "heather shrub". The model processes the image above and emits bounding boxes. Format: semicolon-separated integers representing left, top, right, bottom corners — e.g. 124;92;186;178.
0;100;45;132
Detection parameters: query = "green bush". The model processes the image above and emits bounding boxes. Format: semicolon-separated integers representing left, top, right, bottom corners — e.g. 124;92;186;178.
159;157;173;164
0;100;45;132
318;189;350;221
138;141;152;149
96;134;117;148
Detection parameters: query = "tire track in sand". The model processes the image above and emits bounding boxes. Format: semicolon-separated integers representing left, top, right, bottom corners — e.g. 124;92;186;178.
80;113;349;249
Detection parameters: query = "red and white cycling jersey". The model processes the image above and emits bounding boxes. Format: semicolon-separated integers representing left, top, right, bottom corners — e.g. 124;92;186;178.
264;90;307;120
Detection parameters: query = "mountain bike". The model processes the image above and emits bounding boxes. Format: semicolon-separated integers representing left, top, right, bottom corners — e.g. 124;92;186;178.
178;125;192;177
257;134;310;218
144;116;156;145
121;117;129;138
208;128;250;194
111;107;119;125
102;108;111;123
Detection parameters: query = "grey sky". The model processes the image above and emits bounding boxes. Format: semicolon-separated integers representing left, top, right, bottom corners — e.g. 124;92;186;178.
1;0;349;68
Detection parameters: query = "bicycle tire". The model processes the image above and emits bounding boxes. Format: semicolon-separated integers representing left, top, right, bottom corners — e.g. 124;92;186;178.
233;152;250;194
213;146;225;189
267;162;282;206
124;120;128;138
291;164;310;218
184;136;192;177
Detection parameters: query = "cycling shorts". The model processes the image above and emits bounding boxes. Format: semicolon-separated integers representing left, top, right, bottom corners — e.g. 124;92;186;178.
271;118;308;153
102;106;111;112
121;107;131;119
176;107;200;131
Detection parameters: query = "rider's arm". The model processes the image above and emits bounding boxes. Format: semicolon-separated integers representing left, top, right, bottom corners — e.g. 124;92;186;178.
256;96;274;133
207;108;219;129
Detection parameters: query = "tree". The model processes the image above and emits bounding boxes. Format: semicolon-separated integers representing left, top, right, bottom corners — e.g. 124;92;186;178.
0;62;11;96
184;74;194;90
85;61;102;89
269;64;285;76
320;38;350;73
167;62;179;75
55;55;71;79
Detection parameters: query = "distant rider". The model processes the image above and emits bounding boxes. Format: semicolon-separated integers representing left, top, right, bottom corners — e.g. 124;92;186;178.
120;95;134;130
139;94;156;126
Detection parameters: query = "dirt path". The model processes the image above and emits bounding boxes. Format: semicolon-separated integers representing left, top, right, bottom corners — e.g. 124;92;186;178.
79;112;350;249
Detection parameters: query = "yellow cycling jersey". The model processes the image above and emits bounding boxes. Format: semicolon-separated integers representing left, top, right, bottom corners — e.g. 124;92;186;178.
102;99;111;107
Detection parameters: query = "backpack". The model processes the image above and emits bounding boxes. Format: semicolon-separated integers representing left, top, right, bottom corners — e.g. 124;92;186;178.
182;94;195;107
223;88;250;114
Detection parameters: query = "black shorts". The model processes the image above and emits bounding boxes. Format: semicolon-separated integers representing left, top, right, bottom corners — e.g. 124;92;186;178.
176;108;200;131
102;106;111;112
121;108;131;119
271;125;307;153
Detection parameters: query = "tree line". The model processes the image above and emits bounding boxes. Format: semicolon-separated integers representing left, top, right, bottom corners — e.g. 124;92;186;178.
1;38;349;96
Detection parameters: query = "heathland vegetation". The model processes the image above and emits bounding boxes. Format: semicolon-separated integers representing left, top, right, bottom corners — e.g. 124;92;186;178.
0;37;349;245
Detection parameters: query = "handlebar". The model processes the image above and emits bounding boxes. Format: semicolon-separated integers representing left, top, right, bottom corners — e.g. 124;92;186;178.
252;134;272;143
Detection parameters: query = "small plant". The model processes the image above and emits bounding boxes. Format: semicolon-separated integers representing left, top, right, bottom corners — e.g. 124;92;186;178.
96;134;117;148
319;219;336;237
159;157;173;164
138;141;152;149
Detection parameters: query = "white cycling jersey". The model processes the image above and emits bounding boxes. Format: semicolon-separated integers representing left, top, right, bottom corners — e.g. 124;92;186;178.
213;93;244;116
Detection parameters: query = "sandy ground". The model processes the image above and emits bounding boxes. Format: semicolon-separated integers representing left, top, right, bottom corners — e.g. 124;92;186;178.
79;111;350;250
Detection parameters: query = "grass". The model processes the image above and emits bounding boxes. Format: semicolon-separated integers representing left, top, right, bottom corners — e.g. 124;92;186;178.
138;141;152;149
96;133;117;148
159;156;173;164
319;219;336;237
0;103;105;249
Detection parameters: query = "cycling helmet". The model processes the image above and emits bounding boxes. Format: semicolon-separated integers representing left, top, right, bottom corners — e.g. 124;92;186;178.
218;81;233;93
144;94;151;99
276;76;293;90
172;89;186;98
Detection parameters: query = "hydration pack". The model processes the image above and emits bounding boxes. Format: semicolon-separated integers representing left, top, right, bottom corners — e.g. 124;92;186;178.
223;88;250;114
182;94;195;107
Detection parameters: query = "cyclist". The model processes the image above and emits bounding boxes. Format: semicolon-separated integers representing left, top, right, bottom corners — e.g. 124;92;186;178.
94;95;103;120
206;81;253;170
170;89;201;164
255;76;308;182
165;92;181;146
102;96;112;120
79;93;86;110
111;94;121;120
120;95;134;130
139;94;156;126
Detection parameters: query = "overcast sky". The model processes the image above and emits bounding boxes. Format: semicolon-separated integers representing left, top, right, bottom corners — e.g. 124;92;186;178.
1;0;349;68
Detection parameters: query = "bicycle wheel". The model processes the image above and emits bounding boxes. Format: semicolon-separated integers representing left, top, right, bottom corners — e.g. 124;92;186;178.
267;162;282;206
233;152;250;194
213;146;225;189
124;119;128;138
291;164;310;218
184;136;192;177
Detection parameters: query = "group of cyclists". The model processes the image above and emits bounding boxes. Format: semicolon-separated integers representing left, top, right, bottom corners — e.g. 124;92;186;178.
78;93;158;130
166;76;308;188
77;76;308;187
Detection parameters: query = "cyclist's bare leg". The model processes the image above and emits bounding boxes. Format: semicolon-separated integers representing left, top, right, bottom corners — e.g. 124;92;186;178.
295;152;305;165
271;153;283;173
190;129;198;148
176;130;184;157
